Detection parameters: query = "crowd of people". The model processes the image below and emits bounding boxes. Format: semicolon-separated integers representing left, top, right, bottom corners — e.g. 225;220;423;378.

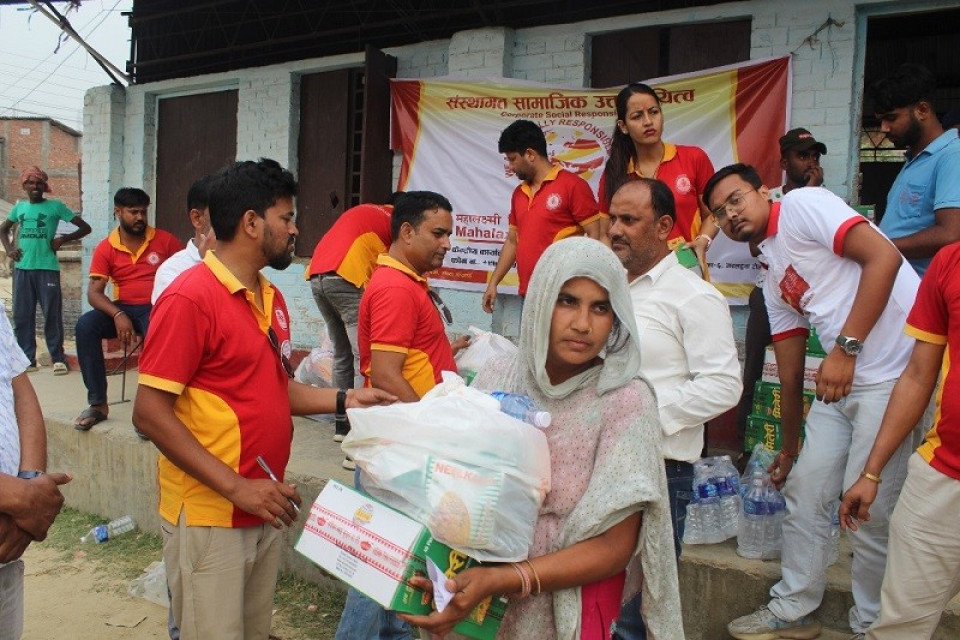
1;60;960;640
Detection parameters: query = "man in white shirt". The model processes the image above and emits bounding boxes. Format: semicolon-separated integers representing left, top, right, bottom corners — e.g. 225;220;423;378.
0;300;71;638
706;164;928;640
608;178;741;640
151;176;215;304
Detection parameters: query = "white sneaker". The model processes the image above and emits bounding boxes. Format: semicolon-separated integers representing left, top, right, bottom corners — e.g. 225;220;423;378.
342;456;356;471
727;605;822;639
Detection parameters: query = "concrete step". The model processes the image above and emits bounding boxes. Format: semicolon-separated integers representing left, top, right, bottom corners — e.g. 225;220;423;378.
26;366;960;639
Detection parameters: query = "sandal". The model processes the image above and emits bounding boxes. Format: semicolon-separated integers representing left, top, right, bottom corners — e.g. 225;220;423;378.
74;407;108;431
52;362;68;376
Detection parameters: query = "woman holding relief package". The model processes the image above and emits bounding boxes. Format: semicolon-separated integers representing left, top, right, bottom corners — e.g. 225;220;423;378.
401;237;682;640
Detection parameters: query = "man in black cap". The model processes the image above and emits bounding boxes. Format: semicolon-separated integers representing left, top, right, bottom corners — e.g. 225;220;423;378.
735;127;827;453
769;127;826;201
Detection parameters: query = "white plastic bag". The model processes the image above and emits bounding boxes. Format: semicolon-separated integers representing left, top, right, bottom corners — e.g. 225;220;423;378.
342;372;550;562
128;561;169;607
454;326;517;381
294;339;335;389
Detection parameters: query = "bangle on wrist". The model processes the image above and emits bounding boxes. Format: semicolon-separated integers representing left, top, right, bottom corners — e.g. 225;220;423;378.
778;449;798;461
523;559;541;595
860;470;882;484
696;233;712;249
113;310;126;320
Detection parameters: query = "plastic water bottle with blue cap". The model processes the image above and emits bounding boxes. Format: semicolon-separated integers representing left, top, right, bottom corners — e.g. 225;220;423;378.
488;391;552;428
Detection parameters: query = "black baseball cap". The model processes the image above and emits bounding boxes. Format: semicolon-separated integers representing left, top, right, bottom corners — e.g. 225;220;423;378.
779;128;827;155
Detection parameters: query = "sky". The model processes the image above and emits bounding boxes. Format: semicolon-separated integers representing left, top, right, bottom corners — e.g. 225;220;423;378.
0;0;132;131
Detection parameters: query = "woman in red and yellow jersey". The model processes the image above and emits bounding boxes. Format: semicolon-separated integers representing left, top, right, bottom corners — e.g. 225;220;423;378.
597;82;718;273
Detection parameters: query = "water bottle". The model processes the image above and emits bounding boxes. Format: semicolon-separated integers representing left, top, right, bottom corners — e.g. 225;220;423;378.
696;478;723;543
737;472;768;559
81;515;136;543
764;485;787;559
682;502;704;545
827;501;840;566
489;392;552;428
717;475;742;539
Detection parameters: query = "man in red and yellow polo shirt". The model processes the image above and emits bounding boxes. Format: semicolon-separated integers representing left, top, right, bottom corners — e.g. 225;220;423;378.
840;241;960;639
74;188;181;431
306;199;393;443
482;119;605;312
133;159;393;640
341;189;468;640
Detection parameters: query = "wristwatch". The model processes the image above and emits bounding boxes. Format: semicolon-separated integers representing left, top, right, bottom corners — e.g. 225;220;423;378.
835;334;864;356
17;470;44;479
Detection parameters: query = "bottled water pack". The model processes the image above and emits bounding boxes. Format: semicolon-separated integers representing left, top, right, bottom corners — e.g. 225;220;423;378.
683;455;741;545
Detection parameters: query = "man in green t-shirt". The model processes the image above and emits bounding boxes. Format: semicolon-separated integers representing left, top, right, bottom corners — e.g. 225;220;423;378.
0;166;90;373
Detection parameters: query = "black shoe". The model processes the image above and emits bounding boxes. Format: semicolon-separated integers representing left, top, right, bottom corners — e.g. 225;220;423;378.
334;416;350;442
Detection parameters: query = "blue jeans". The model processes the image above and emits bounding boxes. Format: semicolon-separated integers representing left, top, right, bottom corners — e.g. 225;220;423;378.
612;460;693;640
76;303;151;405
12;268;65;365
334;470;415;640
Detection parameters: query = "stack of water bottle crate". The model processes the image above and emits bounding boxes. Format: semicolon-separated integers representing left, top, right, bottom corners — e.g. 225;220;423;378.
744;328;826;453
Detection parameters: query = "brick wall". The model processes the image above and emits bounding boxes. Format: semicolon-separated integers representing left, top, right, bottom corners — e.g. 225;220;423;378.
83;0;913;348
1;118;82;211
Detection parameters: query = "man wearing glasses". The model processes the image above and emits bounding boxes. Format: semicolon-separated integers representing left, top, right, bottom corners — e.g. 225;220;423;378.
132;159;394;640
705;164;928;640
338;190;468;640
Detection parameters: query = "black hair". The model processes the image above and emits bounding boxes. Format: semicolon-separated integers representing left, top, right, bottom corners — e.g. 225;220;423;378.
613;177;676;222
605;314;630;355
390;191;453;241
114;187;150;208
703;163;764;210
602;83;662;210
207;158;298;241
497;119;548;158
187;175;212;212
871;63;937;113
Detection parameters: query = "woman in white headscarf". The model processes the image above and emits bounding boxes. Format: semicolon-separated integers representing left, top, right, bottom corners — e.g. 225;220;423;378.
402;237;683;640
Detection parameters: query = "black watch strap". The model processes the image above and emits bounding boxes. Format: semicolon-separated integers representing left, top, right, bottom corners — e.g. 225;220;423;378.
336;388;347;419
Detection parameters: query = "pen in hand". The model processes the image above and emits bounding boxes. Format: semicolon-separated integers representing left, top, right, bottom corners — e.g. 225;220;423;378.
256;455;301;514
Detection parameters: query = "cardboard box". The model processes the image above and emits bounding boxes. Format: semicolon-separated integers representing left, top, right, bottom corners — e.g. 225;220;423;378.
745;414;807;453
295;480;507;639
761;348;823;391
752;381;814;421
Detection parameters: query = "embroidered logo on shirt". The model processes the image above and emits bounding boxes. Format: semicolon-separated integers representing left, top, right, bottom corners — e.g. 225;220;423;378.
778;264;810;314
546;193;563;211
675;174;692;195
147;251;161;265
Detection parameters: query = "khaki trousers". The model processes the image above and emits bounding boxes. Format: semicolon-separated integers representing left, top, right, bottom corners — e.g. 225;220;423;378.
868;454;960;639
161;512;282;640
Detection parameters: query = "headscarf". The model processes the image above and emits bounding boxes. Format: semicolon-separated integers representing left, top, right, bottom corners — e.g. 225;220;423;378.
472;237;683;640
20;166;51;193
519;236;643;399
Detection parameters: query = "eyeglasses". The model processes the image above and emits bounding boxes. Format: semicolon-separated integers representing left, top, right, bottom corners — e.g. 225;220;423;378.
427;289;453;326
267;327;295;379
711;188;757;223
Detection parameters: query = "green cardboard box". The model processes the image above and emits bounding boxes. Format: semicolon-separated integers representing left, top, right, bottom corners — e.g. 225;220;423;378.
752;381;814;421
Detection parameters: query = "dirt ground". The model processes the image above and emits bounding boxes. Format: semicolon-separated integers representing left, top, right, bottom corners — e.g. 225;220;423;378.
23;544;170;639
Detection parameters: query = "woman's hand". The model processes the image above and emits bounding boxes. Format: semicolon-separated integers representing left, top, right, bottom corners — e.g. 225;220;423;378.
399;566;509;638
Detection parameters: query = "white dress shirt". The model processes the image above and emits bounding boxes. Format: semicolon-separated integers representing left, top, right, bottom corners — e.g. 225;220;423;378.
629;252;743;463
150;238;201;304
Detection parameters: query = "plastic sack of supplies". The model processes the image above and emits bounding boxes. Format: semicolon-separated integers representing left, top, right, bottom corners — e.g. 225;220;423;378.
342;371;551;562
294;339;335;389
454;326;518;385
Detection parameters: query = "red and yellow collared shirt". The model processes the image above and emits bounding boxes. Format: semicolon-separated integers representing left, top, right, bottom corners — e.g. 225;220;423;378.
508;165;601;295
89;226;182;304
359;254;457;397
305;203;393;288
139;251;294;528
